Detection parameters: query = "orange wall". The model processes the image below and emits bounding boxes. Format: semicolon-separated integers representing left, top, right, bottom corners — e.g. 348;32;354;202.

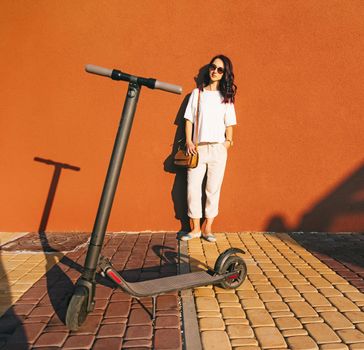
1;1;363;233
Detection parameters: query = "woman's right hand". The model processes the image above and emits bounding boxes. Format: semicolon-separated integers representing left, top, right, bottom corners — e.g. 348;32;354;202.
186;140;197;155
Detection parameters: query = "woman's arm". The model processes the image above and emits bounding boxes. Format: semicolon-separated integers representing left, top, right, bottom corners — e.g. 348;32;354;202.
185;120;197;155
224;126;233;149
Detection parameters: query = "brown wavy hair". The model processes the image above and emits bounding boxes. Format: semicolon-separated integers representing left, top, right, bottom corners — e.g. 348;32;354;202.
200;54;237;103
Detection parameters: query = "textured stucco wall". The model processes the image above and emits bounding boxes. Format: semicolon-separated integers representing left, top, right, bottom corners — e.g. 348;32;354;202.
1;1;363;232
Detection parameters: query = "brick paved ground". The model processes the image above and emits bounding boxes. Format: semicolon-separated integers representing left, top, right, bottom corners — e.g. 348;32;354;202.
291;233;364;293
0;232;182;350
1;231;363;350
187;232;364;350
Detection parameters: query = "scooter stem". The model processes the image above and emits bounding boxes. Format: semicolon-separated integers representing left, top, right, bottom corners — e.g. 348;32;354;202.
83;79;141;281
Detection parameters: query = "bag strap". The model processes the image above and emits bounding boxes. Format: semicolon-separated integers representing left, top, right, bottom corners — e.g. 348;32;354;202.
194;89;201;149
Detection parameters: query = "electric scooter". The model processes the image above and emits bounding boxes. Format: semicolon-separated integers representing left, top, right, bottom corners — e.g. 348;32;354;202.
65;64;247;331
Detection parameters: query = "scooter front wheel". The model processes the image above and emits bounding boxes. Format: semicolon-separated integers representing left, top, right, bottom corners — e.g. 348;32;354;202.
216;255;247;289
65;286;88;331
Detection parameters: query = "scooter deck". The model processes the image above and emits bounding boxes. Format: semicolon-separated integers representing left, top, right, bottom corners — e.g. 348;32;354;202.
99;256;225;297
122;270;222;296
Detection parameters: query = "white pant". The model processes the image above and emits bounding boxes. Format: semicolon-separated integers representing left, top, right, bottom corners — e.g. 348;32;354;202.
187;143;227;219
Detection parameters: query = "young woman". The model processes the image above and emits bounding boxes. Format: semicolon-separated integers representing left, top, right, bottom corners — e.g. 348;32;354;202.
181;54;237;242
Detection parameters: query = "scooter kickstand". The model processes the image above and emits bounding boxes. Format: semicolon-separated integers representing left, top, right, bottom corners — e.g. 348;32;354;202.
152;295;157;322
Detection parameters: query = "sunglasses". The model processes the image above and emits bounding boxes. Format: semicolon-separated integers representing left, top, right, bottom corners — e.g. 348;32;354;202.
209;63;224;74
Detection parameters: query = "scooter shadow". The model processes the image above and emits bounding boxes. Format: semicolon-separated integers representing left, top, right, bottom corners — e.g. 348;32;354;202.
43;237;210;326
97;242;210;286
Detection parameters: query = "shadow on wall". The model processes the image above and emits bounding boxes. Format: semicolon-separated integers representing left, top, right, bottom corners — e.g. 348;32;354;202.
0;155;80;348
34;157;82;325
0;155;79;348
34;157;81;233
265;162;364;272
163;93;191;232
163;64;209;233
265;161;364;233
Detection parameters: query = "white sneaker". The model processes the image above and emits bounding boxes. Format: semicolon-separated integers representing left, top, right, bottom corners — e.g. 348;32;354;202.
180;231;201;241
204;234;216;242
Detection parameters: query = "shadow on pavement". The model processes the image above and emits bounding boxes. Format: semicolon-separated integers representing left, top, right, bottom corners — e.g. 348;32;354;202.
0;251;28;350
0;232;192;348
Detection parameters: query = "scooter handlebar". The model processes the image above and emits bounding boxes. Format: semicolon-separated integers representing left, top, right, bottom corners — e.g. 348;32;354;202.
85;64;182;94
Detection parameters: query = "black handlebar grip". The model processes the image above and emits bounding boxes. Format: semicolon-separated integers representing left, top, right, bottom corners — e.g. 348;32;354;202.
85;64;113;78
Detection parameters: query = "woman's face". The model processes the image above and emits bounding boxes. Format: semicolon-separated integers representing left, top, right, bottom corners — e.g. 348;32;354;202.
209;58;225;83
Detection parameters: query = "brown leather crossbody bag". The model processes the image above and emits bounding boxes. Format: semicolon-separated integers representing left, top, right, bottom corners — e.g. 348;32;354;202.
174;90;200;168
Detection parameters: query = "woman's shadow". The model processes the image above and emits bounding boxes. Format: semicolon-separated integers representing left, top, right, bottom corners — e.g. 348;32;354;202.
163;65;209;234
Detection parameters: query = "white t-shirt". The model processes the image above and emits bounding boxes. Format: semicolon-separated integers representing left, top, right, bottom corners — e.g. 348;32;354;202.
184;88;237;143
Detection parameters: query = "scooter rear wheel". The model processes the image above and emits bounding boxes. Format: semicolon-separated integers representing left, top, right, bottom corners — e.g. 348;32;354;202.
65;286;88;331
216;255;247;289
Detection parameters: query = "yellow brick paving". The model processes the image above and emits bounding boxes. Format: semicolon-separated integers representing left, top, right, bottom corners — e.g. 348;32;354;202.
0;232;28;246
0;232;64;317
188;232;364;350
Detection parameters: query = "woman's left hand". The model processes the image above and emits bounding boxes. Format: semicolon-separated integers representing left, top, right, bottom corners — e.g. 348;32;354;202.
224;141;231;150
